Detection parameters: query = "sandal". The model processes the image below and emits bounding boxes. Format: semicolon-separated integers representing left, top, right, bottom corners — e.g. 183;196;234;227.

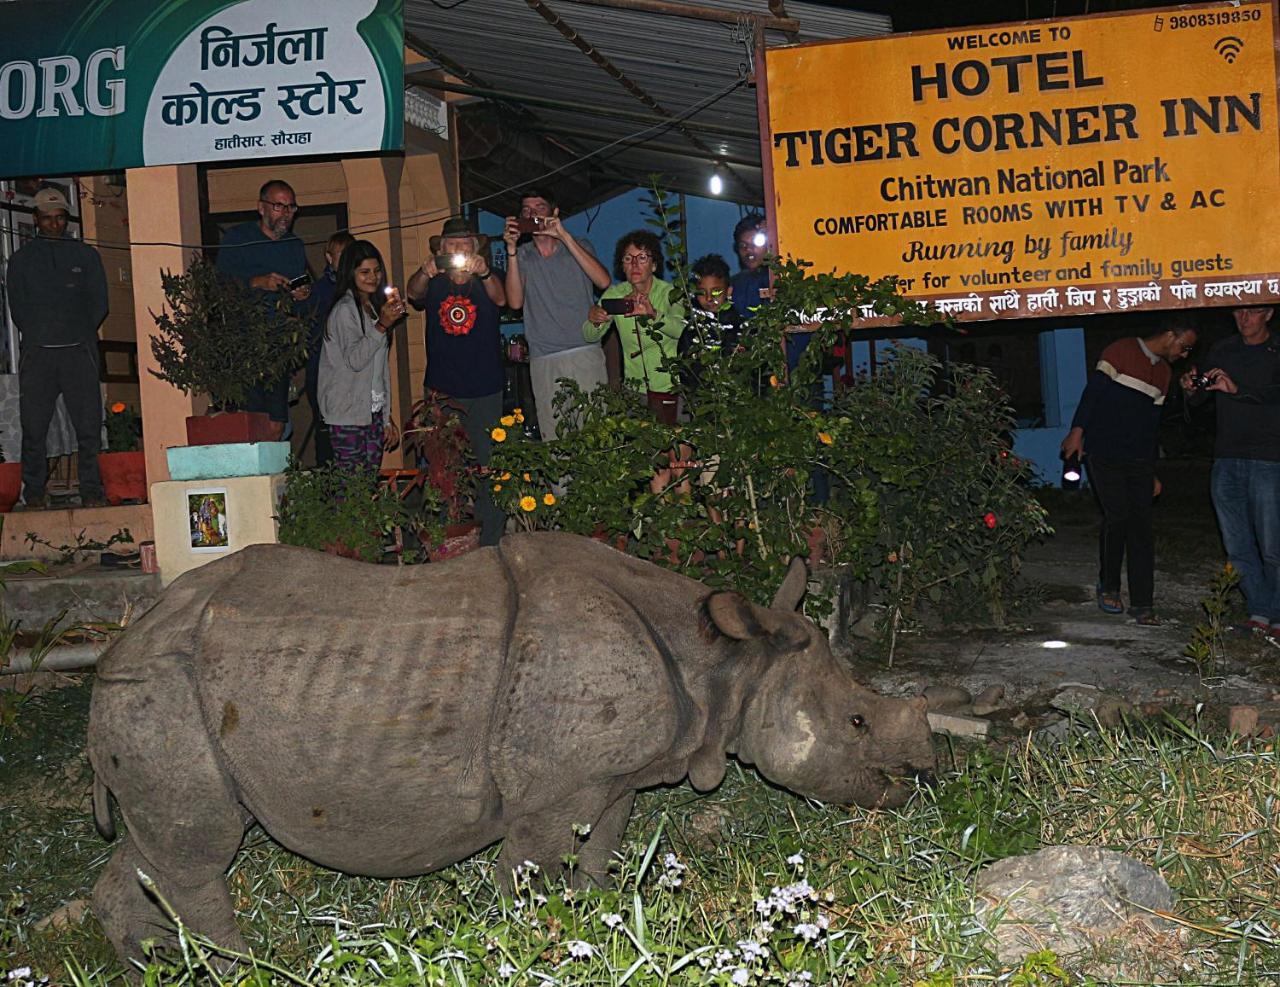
1097;590;1124;615
1130;608;1160;626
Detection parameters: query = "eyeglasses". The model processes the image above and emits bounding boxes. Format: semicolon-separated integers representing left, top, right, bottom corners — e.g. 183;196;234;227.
622;253;652;266
261;200;299;213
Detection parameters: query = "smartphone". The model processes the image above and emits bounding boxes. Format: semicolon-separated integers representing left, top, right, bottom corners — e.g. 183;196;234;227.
434;253;468;271
516;216;545;235
287;273;312;290
601;297;635;316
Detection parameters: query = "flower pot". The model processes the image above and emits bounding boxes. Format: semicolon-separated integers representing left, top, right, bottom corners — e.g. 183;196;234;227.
186;411;276;446
589;525;629;552
425;521;481;562
323;539;365;560
98;451;148;505
0;462;21;513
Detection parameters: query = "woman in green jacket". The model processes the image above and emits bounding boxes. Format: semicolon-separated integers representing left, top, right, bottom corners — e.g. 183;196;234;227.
583;229;686;422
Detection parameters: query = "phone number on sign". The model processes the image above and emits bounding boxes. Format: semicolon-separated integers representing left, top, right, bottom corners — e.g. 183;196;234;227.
1167;7;1262;29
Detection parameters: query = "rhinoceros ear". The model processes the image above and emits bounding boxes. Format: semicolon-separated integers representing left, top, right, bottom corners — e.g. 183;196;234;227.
771;556;809;612
705;591;764;640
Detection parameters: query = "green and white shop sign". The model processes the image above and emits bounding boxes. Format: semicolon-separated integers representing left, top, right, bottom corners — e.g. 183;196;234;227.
0;0;404;177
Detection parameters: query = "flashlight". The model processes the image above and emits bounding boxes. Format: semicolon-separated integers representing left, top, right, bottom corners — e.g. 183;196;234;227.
384;285;394;296
450;252;467;269
751;231;766;248
1061;453;1082;490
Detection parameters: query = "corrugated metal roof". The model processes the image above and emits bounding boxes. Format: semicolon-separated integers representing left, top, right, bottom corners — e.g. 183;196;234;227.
405;0;890;211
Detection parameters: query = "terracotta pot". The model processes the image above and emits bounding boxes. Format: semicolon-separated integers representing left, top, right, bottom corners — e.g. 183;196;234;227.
589;525;629;552
98;451;148;505
323;539;365;560
185;411;276;446
425;521;481;562
805;524;827;566
0;462;21;513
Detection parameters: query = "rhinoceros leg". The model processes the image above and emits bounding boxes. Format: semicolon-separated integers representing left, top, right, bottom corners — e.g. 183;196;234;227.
495;787;622;891
94;833;248;972
573;792;635;889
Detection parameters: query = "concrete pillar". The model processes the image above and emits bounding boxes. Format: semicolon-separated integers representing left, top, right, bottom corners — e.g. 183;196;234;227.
341;155;406;466
1039;327;1087;429
126;164;204;486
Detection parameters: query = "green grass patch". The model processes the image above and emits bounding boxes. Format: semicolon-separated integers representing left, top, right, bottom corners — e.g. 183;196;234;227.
3;679;1279;984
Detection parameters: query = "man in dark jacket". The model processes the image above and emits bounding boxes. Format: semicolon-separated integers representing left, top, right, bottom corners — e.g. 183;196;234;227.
8;187;108;509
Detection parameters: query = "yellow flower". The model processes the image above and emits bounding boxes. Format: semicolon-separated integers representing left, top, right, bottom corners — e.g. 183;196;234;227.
491;427;507;442
817;432;833;445
520;496;537;512
500;415;516;427
769;375;779;388
111;401;127;414
522;473;531;482
543;493;556;506
493;483;502;492
513;407;524;423
501;472;512;481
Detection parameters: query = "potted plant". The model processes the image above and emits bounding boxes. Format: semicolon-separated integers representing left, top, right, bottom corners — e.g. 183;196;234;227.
0;434;20;513
150;255;308;445
98;401;147;505
402;391;480;561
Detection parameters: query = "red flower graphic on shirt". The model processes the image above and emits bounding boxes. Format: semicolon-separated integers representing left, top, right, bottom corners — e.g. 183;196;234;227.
439;294;477;336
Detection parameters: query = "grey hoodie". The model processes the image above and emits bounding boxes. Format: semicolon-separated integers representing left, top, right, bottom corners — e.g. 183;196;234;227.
318;294;391;427
7;234;108;347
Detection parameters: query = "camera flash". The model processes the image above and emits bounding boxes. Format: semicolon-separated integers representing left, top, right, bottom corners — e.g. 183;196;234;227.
384;285;394;296
450;253;467;268
751;231;766;248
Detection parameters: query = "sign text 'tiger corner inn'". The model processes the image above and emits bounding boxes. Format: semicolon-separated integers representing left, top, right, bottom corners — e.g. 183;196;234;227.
762;1;1280;322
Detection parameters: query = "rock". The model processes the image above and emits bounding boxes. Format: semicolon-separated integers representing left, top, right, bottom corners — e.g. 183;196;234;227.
1032;717;1075;747
1094;695;1136;729
973;846;1182;968
849;609;881;641
1260;724;1275;739
1228;705;1259;737
1155;688;1174;698
923;684;973;711
34;898;88;932
1141;701;1164;717
1011;712;1031;731
926;711;990;739
971;683;1007;716
1049;684;1103;715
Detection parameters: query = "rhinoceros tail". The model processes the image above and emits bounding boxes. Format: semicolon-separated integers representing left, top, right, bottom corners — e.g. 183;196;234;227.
93;776;117;842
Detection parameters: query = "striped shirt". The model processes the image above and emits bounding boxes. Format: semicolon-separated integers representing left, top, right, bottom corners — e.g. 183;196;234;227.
1070;337;1172;461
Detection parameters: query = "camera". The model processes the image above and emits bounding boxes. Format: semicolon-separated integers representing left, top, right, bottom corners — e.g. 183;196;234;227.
434;252;468;271
287;273;312;290
601;297;635;316
516;216;545;235
1191;372;1213;390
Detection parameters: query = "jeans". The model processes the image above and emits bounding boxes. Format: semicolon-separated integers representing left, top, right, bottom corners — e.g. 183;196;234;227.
1086;457;1155;609
451;391;505;547
1211;458;1280;622
19;342;103;500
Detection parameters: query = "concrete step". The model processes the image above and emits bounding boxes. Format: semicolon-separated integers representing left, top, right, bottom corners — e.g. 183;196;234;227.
3;559;160;630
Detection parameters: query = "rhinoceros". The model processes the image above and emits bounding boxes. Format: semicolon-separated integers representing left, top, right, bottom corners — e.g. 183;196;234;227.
88;532;935;966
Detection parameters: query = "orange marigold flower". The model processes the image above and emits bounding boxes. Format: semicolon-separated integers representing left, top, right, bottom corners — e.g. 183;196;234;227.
111;401;126;413
769;375;779;388
543;493;556;506
817;432;833;445
520;496;537;512
501;472;512;481
500;415;516;427
522;473;531;482
491;427;507;442
493;483;502;492
887;551;899;563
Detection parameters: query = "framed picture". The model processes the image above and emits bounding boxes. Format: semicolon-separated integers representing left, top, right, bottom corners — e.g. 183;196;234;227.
188;488;231;552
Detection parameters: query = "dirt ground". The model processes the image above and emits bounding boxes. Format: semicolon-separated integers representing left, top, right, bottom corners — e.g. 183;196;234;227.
858;460;1280;733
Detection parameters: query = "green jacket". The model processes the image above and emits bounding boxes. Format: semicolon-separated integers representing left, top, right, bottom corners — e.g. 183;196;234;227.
583;278;686;393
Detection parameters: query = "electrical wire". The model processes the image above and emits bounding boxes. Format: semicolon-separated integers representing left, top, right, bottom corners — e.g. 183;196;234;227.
0;77;748;255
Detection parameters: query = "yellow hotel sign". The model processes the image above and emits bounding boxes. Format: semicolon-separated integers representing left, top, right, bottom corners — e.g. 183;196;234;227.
762;1;1280;321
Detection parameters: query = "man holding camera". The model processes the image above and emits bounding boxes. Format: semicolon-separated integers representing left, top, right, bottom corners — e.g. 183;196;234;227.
8;187;109;510
406;217;506;547
1060;320;1198;625
502;189;611;440
1183;305;1280;636
215;179;312;441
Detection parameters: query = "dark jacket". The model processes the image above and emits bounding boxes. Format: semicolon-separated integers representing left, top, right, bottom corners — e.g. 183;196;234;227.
7;235;108;347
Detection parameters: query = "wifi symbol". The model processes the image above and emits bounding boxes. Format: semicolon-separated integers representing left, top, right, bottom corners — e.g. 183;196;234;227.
1214;36;1245;63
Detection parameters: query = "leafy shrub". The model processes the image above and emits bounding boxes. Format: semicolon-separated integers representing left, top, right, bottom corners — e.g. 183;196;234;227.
103;401;141;453
276;463;441;564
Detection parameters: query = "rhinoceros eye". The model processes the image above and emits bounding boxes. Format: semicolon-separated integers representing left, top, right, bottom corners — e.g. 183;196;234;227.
849;714;865;729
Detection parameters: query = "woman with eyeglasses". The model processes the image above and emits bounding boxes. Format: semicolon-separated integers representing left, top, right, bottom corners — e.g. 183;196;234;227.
583;229;686;424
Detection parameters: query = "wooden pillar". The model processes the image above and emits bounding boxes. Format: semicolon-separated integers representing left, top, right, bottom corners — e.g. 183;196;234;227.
341;155;407;466
126;164;204;487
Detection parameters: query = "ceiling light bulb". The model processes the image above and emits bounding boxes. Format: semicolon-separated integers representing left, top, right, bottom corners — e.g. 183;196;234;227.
709;171;724;196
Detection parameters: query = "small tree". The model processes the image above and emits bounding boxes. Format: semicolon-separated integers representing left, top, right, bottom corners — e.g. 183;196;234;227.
150;255;308;410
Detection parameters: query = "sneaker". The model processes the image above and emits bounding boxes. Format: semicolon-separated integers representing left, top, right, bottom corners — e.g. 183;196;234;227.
1230;619;1270;636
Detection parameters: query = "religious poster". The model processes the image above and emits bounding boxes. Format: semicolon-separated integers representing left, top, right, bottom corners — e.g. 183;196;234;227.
189;489;230;552
761;1;1280;321
0;0;404;178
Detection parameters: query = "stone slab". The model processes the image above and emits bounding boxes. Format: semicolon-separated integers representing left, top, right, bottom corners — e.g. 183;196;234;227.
165;442;290;481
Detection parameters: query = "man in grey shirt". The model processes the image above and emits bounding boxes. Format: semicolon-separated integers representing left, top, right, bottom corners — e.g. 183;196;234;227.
502;188;611;440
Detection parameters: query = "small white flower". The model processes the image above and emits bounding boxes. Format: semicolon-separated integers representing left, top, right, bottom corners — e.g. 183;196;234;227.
714;948;735;969
816;913;830;930
737;939;768;962
572;822;592;836
758;921;775;935
497;962;516;978
566;940;594;959
731;968;751;986
793;922;821;941
601;912;624;929
8;972;33;982
786;852;804;867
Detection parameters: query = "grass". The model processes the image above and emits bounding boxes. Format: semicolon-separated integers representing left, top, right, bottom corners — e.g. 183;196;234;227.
3;675;1280;985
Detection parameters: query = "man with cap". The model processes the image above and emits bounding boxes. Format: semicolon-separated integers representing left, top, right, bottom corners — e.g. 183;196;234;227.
406;217;507;547
6;186;109;509
215;179;312;440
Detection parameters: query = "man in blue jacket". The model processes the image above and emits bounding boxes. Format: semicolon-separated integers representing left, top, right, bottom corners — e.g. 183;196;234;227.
8;187;108;510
